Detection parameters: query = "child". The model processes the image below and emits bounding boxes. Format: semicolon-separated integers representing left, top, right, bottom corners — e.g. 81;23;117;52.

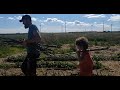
75;37;93;76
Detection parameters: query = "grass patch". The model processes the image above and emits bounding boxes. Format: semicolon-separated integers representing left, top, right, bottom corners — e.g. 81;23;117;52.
14;61;77;69
6;54;26;62
92;55;105;69
0;64;16;69
93;61;103;69
0;45;25;58
92;55;106;61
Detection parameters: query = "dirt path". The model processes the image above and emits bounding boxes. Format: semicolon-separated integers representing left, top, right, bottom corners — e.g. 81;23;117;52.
97;61;120;76
0;45;120;76
0;61;120;76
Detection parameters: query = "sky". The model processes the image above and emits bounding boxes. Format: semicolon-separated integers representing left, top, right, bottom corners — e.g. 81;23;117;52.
0;14;120;33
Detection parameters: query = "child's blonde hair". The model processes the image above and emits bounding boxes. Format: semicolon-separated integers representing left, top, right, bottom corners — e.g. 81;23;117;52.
75;37;89;50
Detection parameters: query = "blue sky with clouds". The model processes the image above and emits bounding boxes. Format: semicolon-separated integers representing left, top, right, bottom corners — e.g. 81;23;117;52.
0;14;120;33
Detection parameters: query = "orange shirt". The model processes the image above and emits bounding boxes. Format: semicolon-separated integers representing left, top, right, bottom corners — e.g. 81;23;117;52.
79;51;93;76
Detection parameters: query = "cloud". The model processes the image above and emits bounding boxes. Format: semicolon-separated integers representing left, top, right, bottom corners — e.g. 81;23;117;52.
41;23;44;25
73;20;91;26
14;16;22;20
32;17;37;22
78;22;91;26
94;23;110;28
83;14;106;18
108;15;120;21
44;18;64;23
42;20;113;32
66;21;75;26
0;17;3;18
7;17;15;20
74;20;80;25
43;18;92;27
64;20;91;27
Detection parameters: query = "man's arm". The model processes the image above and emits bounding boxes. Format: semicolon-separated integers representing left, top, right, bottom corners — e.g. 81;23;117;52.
28;30;41;43
22;30;41;46
27;30;41;44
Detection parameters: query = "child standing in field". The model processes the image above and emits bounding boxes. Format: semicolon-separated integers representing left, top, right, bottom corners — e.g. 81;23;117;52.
75;37;93;76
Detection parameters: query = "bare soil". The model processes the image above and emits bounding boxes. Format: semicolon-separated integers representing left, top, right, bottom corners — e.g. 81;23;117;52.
0;45;120;76
0;61;120;76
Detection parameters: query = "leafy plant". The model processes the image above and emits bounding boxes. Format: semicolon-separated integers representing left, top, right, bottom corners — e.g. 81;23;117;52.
94;61;103;69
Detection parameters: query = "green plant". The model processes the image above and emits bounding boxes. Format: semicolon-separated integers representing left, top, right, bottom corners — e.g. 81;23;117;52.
92;55;105;61
6;54;26;62
111;53;120;61
94;61;103;69
0;64;15;69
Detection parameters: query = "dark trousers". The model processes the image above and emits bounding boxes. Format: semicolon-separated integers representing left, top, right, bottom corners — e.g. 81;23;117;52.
21;53;40;76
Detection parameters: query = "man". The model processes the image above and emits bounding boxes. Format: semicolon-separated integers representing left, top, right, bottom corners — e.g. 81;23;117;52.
19;15;41;76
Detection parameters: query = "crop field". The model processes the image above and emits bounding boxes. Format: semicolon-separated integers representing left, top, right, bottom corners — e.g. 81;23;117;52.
0;31;120;76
